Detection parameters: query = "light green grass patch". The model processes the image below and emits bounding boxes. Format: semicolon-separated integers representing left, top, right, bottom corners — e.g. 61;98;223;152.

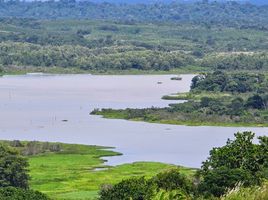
23;142;194;199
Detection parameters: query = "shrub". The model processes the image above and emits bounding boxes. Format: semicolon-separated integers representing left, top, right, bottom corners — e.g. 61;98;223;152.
0;187;49;200
198;167;254;197
0;144;29;189
99;177;155;200
151;168;193;193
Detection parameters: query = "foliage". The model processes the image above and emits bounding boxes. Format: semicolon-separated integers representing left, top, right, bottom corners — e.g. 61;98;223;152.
0;187;49;200
198;132;268;197
99;168;194;200
0;144;29;189
99;177;155;200
96;132;268;199
0;42;194;71
0;5;268;73
0;1;268;31
152;168;193;193
201;53;268;70
191;71;268;93
152;189;191;200
198;167;254;197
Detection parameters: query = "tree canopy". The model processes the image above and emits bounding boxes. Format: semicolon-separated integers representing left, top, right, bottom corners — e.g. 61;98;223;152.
0;144;29;189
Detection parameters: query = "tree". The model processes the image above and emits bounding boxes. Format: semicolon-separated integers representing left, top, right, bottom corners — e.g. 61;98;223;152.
151;168;192;193
246;94;265;109
198;132;267;197
198;167;254;197
191;75;205;90
99;177;155;200
229;97;244;116
0;144;29;189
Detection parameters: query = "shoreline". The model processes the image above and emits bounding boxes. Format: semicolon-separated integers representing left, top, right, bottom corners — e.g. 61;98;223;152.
94;112;268;128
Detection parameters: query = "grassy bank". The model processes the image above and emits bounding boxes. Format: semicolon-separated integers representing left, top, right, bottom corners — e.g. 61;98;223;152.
0;141;195;199
92;109;268;127
162;92;232;101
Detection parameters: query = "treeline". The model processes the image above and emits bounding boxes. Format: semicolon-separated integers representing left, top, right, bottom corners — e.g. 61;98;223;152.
191;71;268;93
0;1;268;30
201;53;268;70
98;132;268;199
0;42;194;71
1;18;267;53
0;17;268;72
2;41;268;72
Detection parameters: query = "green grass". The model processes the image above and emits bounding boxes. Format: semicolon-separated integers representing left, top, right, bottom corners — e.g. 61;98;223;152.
101;114;268;127
15;142;196;200
93;108;268;128
162;92;232;101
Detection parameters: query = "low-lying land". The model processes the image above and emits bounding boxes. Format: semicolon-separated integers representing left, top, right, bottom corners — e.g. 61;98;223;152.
92;71;268;127
0;140;193;199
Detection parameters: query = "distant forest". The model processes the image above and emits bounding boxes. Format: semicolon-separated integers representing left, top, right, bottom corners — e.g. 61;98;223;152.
0;0;268;73
0;1;268;29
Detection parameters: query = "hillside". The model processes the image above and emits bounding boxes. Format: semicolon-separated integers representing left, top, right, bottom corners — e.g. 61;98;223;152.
0;1;268;29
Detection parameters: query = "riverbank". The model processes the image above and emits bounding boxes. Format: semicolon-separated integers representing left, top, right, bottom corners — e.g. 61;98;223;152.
0;65;206;76
92;109;268;128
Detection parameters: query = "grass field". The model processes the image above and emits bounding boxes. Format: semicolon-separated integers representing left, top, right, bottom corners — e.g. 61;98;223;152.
3;142;195;200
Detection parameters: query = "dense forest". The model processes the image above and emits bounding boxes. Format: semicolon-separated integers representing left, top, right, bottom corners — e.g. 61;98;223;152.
0;1;267;73
0;18;268;73
0;0;268;29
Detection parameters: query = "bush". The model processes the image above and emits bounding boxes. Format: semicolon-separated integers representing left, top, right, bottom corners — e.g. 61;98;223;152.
0;144;29;189
198;167;254;197
99;177;155;200
151;168;193;193
0;187;49;200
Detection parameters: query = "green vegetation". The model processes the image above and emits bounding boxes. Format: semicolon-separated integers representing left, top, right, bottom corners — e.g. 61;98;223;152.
0;187;49;200
97;132;268;200
0;144;29;189
0;1;268;74
0;140;193;199
0;143;50;199
198;132;268;197
99;169;193;200
1;1;268;200
0;132;267;200
1;1;268;31
93;71;268;126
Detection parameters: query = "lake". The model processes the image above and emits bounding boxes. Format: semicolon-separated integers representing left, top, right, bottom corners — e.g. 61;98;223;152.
0;74;267;168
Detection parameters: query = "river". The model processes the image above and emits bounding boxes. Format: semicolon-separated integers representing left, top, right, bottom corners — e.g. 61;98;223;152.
0;74;267;168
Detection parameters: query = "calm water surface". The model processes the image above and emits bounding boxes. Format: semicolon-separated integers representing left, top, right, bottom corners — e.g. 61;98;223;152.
0;74;268;168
